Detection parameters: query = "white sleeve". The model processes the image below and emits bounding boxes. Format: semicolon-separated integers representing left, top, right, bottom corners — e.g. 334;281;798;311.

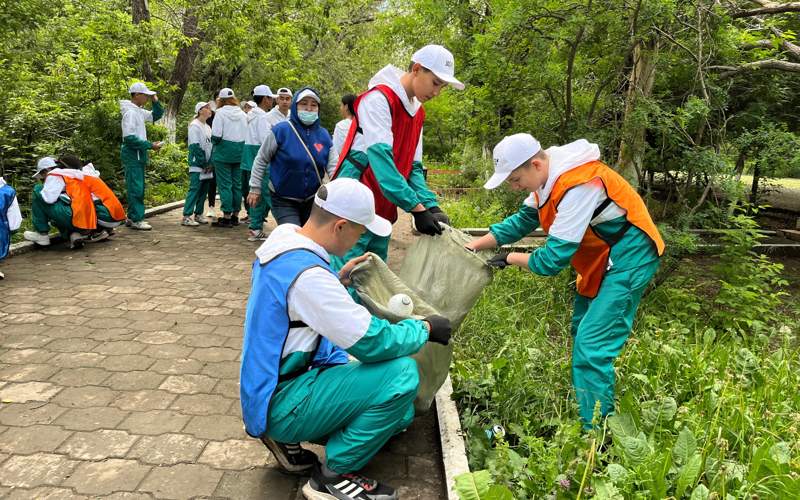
7;196;22;230
333;120;348;155
413;128;423;162
211;113;224;138
121;110;138;137
256;116;271;145
287;267;373;349
187;123;201;146
141;107;154;124
548;180;606;243
357;92;393;149
326;143;339;177
40;176;65;204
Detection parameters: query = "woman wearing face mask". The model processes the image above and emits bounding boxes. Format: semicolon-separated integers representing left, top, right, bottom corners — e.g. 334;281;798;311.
247;87;338;226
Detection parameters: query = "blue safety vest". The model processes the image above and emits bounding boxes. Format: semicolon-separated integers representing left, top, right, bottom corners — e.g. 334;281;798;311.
0;182;16;260
240;248;348;438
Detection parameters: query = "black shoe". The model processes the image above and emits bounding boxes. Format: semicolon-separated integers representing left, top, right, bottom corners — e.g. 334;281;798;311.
261;437;318;475
302;463;397;500
212;218;232;228
231;215;240;226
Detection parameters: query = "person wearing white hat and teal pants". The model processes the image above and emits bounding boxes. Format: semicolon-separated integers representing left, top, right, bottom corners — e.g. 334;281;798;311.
211;88;247;228
241;84;277;240
120;82;163;231
182;101;214;226
465;133;665;431
0;175;22;279
330;44;463;273
241;177;452;500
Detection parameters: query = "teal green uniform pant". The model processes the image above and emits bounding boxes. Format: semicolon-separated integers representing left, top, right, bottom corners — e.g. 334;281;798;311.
247;177;272;231
330;228;392;272
93;200;123;226
265;357;419;474
123;159;146;222
31;185;76;238
570;259;660;429
183;173;210;217
214;162;241;215
241;169;251;215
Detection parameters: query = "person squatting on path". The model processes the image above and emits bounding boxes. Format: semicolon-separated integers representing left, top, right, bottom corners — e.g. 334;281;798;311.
211;88;248;228
247;87;338;228
241;85;278;241
24;157;125;249
240;178;452;500
466;134;664;430
0;175;22;280
330;44;461;272
182;101;214;227
63;155;126;238
120;82;163;231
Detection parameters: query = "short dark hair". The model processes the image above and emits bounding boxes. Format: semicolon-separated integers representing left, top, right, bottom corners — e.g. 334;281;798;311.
57;154;83;170
254;95;271;106
341;94;356;117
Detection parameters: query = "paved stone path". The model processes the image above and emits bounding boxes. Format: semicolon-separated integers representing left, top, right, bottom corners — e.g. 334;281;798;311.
0;209;445;499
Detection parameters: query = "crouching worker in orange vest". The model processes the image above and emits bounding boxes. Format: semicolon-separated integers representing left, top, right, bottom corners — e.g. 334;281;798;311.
465;134;665;430
67;156;126;237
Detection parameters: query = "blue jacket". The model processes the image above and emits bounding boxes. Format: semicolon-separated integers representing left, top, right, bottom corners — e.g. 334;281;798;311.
0;182;16;260
239;248;348;438
269;87;333;200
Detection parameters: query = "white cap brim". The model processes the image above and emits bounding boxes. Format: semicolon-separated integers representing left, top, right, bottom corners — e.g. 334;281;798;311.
365;215;393;237
141;90;156;95
432;71;465;90
484;171;510;190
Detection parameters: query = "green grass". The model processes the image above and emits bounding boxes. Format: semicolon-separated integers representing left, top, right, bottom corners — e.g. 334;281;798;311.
739;176;800;191
449;196;800;499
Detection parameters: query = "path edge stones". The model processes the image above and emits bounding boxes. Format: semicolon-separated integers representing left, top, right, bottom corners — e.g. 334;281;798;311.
435;375;470;500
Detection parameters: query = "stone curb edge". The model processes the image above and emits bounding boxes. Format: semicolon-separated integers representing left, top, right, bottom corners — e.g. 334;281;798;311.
436;375;470;500
7;200;185;258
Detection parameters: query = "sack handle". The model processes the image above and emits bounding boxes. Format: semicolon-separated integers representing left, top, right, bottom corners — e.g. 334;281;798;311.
287;121;326;187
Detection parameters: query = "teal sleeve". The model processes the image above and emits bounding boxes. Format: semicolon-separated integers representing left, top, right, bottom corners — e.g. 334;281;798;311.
489;204;540;245
408;160;438;209
123;134;153;151
151;101;164;122
528;235;579;276
346;316;428;363
211;135;222;145
365;143;420;212
188;143;207;168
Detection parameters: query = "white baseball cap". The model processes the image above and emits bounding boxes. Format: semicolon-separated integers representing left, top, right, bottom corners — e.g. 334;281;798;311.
295;89;320;104
194;101;210;114
245;101;257;108
485;133;542;189
314;179;392;237
411;45;464;90
129;82;156;95
276;87;293;97
219;88;235;99
253;85;277;98
34;157;58;177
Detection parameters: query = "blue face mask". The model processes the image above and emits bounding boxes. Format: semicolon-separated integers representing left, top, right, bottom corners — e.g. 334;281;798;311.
298;110;318;125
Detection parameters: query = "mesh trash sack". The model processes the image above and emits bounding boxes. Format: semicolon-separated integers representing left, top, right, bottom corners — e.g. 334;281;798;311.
350;225;493;412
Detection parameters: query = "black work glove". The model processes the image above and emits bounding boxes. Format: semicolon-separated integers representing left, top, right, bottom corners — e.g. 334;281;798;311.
412;209;443;236
425;315;452;345
487;252;511;269
428;206;451;225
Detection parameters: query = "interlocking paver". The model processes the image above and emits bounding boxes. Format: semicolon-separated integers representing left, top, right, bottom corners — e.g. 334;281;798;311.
0;209;445;498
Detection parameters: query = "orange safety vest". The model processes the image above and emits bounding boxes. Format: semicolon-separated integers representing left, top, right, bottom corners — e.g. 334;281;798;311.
535;160;665;298
83;176;126;221
48;173;97;230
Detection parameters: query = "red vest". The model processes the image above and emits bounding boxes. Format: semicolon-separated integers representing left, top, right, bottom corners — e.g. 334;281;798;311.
535;161;665;298
333;84;425;223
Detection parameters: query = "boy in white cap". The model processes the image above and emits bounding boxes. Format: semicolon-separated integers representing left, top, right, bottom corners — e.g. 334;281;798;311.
0;175;22;279
241;178;452;500
120;81;163;231
266;87;292;128
241;84;277;238
182;102;214;226
211;88;248;227
23;157;95;249
466;134;664;430
330;44;463;271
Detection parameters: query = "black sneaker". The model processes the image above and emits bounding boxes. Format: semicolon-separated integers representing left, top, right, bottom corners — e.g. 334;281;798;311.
231;215;240;226
212;218;232;228
261;437;318;475
302;463;397;500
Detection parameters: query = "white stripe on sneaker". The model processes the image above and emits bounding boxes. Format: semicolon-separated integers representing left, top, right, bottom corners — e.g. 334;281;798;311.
340;483;357;495
349;487;364;497
334;480;350;489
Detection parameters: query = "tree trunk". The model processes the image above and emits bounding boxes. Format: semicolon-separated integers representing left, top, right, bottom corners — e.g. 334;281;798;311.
617;38;658;186
163;9;202;142
131;0;154;81
750;161;761;209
